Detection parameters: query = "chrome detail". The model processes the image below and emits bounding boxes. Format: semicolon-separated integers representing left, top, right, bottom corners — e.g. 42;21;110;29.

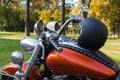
0;69;19;80
57;18;81;37
46;21;59;32
41;42;45;60
58;36;87;51
20;37;39;54
34;20;43;35
11;51;24;79
11;51;24;65
22;42;42;80
15;71;24;79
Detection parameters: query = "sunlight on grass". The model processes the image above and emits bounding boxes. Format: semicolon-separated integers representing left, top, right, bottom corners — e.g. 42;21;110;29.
100;37;120;67
101;43;120;52
107;36;120;43
0;39;30;67
0;31;36;39
0;32;120;67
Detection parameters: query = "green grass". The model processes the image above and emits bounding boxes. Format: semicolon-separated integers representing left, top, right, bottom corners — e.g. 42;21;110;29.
0;39;21;66
0;32;120;68
100;37;120;67
0;39;31;67
0;32;37;67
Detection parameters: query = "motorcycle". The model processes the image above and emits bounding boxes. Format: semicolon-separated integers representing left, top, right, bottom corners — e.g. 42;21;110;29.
0;0;120;80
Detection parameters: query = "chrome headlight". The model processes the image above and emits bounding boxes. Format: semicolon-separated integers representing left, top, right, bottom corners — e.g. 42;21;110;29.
20;37;39;54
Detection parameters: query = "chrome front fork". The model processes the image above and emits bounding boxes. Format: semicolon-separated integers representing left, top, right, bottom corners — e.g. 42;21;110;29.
22;43;42;80
12;42;42;80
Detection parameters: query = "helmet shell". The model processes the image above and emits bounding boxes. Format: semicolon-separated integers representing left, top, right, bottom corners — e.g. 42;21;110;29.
78;18;108;51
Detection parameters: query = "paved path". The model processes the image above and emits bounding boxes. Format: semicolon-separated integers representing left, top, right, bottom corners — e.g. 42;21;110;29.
106;42;120;44
101;42;120;54
101;49;120;54
0;37;22;40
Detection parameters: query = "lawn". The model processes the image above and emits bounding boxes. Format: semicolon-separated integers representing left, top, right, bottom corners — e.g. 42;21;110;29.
0;39;21;66
0;32;32;67
0;32;120;68
100;37;120;68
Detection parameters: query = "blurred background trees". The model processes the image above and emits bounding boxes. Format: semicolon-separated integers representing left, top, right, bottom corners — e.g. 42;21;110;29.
0;0;120;37
89;0;120;38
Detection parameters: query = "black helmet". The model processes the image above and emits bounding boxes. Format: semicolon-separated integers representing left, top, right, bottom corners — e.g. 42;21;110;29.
78;18;108;51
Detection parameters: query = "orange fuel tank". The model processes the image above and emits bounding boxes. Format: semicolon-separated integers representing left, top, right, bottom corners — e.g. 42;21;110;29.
46;48;116;79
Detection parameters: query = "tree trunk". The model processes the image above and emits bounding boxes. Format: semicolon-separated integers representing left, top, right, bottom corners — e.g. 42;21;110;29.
25;0;30;36
61;0;65;25
118;7;120;38
118;20;120;38
61;0;65;35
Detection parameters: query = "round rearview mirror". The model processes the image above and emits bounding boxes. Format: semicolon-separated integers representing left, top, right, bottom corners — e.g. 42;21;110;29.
34;20;43;35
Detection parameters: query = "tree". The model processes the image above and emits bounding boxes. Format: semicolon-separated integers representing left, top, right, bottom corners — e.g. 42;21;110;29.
61;0;65;25
25;0;30;36
38;10;52;24
0;0;23;31
52;9;61;21
89;0;120;38
70;0;120;37
109;0;120;38
37;0;58;24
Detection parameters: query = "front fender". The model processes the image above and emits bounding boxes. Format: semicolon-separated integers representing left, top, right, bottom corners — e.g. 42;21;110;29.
1;62;42;80
1;62;18;75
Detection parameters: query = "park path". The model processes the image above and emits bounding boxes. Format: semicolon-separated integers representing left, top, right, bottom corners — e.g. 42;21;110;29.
106;42;120;44
101;49;120;54
0;37;22;40
101;42;120;54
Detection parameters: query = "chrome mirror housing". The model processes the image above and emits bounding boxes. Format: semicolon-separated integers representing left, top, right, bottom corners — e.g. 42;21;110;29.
11;51;24;65
34;20;43;35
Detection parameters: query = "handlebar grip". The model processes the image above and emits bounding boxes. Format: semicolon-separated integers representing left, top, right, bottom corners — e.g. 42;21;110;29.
49;38;62;52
